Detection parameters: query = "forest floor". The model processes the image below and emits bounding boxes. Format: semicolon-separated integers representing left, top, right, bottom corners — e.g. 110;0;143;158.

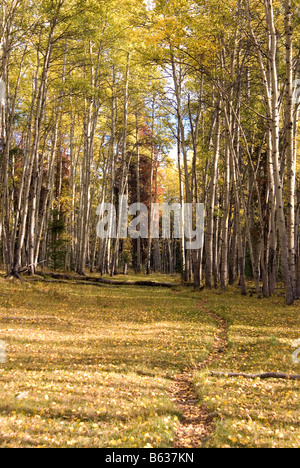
0;272;299;448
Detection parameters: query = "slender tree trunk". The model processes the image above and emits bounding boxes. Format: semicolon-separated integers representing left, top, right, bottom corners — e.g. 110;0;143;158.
284;0;297;293
220;140;230;291
112;53;131;276
136;112;141;273
146;96;156;275
229;215;237;285
205;106;220;288
177;127;186;280
153;158;161;273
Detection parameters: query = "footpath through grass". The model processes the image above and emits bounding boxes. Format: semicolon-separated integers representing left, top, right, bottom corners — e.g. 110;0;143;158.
0;275;299;448
195;288;300;448
0;276;216;448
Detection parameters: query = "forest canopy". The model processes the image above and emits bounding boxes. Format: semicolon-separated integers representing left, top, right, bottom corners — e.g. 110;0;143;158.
0;0;300;305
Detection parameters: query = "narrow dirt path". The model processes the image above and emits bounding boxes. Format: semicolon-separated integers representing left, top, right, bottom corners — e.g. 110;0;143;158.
169;299;229;448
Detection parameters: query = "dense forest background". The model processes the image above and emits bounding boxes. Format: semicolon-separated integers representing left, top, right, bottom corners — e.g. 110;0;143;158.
0;0;300;305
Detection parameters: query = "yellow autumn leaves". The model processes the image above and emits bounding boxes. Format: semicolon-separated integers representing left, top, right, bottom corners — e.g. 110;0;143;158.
194;290;300;448
0;279;216;448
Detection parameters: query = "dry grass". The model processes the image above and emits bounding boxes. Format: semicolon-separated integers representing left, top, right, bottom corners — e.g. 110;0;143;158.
195;288;300;448
1;276;299;448
0;277;216;448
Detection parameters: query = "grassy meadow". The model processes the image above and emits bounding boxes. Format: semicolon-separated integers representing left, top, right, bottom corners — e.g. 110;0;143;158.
195;289;300;448
0;275;216;448
0;274;299;448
